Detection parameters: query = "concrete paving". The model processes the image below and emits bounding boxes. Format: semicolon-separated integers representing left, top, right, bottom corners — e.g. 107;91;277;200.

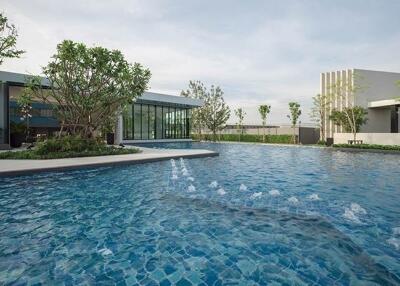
0;147;218;177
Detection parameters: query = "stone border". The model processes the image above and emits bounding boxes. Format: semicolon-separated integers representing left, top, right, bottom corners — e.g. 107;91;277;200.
0;149;218;177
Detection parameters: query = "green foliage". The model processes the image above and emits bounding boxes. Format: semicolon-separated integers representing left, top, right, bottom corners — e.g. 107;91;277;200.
0;135;140;159
202;85;231;141
310;94;329;141
0;13;25;65
35;136;104;155
287;102;301;126
287;102;301;143
234;108;246;140
333;144;400;151
181;81;208;135
330;106;368;133
192;133;293;144
258;104;271;142
23;40;151;138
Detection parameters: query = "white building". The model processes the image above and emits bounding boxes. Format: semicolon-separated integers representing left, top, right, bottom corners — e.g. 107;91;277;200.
320;69;400;145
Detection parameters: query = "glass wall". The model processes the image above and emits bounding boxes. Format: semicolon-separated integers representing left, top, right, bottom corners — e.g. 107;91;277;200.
122;103;191;140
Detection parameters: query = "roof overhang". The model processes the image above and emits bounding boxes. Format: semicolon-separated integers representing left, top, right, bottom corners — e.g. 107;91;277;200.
136;92;203;108
368;99;400;108
1;70;203;108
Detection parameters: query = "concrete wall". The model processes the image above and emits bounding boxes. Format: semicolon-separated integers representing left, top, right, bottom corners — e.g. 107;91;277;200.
334;133;400;145
321;69;400;140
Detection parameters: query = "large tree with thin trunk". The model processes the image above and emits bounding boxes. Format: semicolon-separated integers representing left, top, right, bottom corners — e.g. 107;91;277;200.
23;40;151;139
181;80;207;139
287;102;301;144
202;85;230;141
310;94;331;143
258;104;271;142
234;108;246;142
0;13;25;65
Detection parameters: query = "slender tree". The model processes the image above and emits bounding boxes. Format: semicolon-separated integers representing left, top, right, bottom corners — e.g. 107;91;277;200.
0;13;25;65
258;104;271;142
309;94;330;143
234;108;246;142
287;102;301;144
22;40;151;139
327;72;366;141
181;80;207;139
330;107;368;137
16;90;33;141
202;85;230;141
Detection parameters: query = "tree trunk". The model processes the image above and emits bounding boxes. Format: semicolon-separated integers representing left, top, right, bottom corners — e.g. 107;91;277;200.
293;126;296;144
212;130;217;142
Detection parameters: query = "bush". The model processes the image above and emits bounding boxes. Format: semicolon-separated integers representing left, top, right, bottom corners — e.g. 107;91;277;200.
0;135;141;159
192;133;293;144
333;144;400;151
35;135;104;155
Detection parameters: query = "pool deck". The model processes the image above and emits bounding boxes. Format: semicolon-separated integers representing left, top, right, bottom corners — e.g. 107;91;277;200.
0;147;218;177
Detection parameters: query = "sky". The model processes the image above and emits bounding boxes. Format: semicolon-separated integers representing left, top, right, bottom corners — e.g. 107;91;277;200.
1;0;400;124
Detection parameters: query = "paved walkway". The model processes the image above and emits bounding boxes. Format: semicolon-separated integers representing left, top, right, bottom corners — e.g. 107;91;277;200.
0;147;218;177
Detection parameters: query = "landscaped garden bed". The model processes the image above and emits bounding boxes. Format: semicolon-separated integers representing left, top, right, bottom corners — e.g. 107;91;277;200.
0;136;140;159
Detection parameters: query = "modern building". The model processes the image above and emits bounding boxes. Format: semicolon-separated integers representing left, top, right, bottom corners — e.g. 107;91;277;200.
320;69;400;144
0;70;202;149
116;92;202;144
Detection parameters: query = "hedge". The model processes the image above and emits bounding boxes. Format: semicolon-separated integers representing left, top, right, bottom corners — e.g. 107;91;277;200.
192;133;294;144
333;143;400;151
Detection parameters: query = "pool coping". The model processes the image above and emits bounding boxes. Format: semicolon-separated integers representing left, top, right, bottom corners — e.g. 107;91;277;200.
0;147;218;177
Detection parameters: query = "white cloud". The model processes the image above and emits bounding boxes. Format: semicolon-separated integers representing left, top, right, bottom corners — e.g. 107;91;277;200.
1;0;400;124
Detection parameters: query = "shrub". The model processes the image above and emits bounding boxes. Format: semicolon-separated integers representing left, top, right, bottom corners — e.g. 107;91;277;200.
35;136;104;155
192;133;293;144
333;144;400;151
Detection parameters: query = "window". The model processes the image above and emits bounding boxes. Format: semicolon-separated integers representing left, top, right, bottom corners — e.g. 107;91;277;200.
149;105;156;139
133;104;141;139
141;104;149;140
156;106;163;139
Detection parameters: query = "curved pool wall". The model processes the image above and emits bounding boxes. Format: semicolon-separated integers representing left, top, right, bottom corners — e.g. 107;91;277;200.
0;142;399;285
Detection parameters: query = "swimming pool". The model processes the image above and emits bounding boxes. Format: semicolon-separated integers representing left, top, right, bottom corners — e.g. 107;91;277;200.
0;142;399;285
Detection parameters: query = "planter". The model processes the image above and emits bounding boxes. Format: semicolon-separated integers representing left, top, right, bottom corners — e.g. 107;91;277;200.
10;133;25;148
106;133;115;145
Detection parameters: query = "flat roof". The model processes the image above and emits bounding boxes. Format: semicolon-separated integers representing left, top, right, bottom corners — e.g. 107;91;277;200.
368;99;400;108
0;70;203;107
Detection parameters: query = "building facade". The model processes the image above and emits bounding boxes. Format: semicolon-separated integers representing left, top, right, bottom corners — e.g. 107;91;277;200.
0;70;202;149
320;69;400;143
116;92;202;144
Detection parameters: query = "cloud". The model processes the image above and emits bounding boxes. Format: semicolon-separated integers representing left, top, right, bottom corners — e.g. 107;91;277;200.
1;0;400;124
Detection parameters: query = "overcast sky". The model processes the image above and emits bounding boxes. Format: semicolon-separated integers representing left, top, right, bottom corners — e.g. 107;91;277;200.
2;0;400;124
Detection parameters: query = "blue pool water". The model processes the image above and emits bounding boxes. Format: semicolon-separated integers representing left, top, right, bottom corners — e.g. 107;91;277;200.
1;142;400;285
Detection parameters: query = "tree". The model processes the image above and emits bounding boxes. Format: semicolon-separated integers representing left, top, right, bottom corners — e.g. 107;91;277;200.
287;102;301;144
0;13;25;65
327;72;366;141
23;40;151;139
330;107;368;138
16;89;33;141
258;104;271;142
202;85;230;141
309;94;330;142
181;80;207;139
234;108;246;142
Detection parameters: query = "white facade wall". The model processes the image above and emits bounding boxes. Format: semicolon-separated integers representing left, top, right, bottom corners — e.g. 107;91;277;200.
334;133;400;145
321;69;400;141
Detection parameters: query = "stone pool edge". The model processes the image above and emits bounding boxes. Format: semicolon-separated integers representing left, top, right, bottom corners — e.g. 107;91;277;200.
0;148;218;177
